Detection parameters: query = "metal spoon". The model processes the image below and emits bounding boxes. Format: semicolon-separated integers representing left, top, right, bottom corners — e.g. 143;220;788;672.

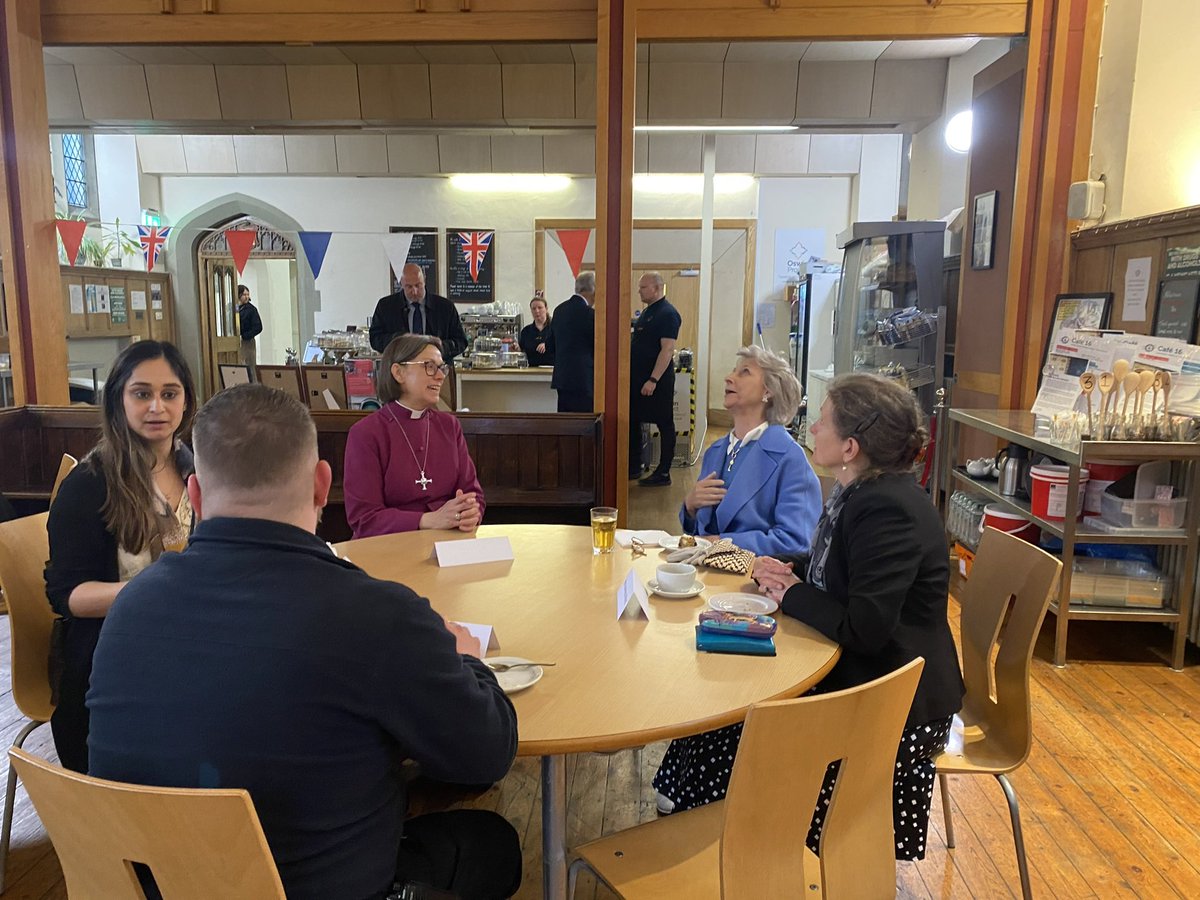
485;661;557;672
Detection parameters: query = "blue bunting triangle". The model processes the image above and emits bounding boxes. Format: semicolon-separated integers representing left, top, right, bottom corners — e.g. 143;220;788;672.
298;231;332;280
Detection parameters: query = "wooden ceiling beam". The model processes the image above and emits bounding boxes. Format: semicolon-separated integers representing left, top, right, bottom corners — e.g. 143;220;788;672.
41;11;597;44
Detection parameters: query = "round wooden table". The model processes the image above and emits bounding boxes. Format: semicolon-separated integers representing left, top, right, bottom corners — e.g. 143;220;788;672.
340;524;840;900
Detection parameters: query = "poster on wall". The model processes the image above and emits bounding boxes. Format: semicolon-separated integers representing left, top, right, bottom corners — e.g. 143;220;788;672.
387;226;439;294
85;283;109;314
109;285;128;325
772;228;827;296
1153;277;1200;343
446;229;495;303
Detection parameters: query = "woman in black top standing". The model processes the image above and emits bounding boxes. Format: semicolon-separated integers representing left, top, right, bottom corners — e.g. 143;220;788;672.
45;340;197;772
518;295;555;367
753;373;964;860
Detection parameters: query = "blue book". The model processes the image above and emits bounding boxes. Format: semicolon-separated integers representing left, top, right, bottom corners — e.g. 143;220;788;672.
695;626;776;657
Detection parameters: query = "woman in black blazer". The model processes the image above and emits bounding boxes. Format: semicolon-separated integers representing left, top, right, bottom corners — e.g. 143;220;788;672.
754;373;964;860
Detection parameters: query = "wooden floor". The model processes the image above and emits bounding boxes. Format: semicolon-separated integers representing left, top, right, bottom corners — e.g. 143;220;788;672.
4;442;1200;898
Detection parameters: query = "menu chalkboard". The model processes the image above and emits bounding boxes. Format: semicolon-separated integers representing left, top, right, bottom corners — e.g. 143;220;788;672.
388;227;439;294
1152;277;1200;343
446;229;495;303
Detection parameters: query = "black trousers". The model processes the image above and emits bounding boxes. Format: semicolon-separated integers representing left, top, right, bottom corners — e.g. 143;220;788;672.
556;390;593;413
395;810;522;899
629;383;676;476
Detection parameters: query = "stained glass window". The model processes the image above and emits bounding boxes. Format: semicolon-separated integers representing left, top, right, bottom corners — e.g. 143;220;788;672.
62;133;88;210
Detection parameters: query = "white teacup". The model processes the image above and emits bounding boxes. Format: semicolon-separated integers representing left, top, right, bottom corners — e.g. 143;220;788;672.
657;562;697;593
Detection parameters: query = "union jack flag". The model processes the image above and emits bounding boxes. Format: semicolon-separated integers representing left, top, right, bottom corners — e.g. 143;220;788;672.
458;231;492;283
137;225;172;272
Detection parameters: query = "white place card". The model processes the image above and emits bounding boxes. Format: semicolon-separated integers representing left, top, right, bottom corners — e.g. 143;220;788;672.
452;621;501;654
616;569;651;620
434;536;514;568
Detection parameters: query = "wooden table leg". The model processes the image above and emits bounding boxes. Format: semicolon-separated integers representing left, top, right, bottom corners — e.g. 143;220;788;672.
542;754;567;899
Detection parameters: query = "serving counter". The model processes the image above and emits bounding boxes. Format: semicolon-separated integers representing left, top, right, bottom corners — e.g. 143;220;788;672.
455;366;556;413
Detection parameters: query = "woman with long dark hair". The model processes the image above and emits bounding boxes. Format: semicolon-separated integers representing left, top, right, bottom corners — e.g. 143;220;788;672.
45;340;197;771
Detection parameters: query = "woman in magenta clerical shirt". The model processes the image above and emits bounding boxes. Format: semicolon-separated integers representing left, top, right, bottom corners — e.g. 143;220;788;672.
344;335;485;537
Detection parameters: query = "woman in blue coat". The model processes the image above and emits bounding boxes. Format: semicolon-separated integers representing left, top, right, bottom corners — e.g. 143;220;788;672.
681;345;821;557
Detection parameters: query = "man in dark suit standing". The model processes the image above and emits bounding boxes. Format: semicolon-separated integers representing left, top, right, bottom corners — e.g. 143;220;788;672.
370;263;468;407
549;271;596;413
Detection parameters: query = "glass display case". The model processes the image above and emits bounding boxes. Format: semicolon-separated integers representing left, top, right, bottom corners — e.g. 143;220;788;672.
833;221;947;415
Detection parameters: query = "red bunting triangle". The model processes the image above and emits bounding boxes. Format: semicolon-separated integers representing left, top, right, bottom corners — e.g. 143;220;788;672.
554;228;591;278
55;219;88;266
224;228;258;276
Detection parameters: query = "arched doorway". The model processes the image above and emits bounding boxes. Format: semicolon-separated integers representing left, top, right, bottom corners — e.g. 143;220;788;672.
195;216;300;396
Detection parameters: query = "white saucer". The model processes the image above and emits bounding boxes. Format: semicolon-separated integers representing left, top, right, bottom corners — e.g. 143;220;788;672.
483;657;544;694
659;535;713;551
708;592;779;615
647;579;705;599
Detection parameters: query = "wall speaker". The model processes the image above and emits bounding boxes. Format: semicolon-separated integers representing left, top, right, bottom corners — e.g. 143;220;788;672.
1068;180;1106;220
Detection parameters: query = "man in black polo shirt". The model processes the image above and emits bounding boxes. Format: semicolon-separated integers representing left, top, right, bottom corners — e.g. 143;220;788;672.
629;271;682;486
87;384;521;900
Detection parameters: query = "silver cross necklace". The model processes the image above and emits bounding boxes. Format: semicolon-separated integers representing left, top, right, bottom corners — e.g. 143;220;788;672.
386;403;432;491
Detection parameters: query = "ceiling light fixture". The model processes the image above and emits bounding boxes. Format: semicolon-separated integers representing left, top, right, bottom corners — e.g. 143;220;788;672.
634;125;798;134
449;174;572;192
944;110;973;154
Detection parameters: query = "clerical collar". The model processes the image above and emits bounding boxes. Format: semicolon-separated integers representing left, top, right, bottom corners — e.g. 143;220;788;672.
394;401;428;419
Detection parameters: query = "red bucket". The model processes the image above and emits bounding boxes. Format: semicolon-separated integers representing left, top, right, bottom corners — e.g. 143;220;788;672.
1030;464;1090;521
981;505;1040;544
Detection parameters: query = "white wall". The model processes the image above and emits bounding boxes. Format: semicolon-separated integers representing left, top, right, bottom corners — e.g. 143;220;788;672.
238;259;297;367
908;39;1012;223
94;134;144;268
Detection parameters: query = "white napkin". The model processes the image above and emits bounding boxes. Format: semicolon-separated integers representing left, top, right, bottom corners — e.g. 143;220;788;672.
614;529;672;548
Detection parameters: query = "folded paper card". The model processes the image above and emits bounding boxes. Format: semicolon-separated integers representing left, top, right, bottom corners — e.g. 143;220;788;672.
434;536;514;567
451;621;501;654
617;569;651;620
695;626;776;656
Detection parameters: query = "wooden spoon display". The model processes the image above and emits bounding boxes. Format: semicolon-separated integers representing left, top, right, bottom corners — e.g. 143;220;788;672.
1135;369;1155;416
1160;371;1173;419
1098;371;1115;437
1120;371;1141;424
1152;371;1166;417
1079;373;1096;436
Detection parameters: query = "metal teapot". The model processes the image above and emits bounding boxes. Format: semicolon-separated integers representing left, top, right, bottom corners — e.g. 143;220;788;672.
995;443;1031;499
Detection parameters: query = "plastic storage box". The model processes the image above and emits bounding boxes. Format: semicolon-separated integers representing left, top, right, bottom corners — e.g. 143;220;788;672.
1098;492;1188;530
1069;558;1171;609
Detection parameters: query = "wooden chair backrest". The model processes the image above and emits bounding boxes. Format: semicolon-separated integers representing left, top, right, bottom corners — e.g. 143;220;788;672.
256;365;304;403
0;513;56;722
721;657;924;898
50;454;78;505
9;747;286;899
301;364;349;410
957;527;1062;763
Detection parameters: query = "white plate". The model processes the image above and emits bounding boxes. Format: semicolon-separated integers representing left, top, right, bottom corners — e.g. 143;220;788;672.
615;529;673;548
659;535;713;551
708;593;779;615
647;579;705;599
484;657;544;694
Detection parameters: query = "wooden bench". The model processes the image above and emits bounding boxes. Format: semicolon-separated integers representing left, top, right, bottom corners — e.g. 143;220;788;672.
0;407;604;543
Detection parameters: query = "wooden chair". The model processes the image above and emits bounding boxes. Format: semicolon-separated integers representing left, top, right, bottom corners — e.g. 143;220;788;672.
256;364;305;403
9;747;285;899
301;364;349;411
0;513;55;893
567;658;925;899
936;526;1063;900
50;453;78;506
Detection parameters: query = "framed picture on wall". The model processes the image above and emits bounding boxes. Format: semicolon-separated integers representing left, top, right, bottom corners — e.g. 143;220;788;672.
971;191;998;270
387;226;439;295
446;229;495;303
1039;292;1114;382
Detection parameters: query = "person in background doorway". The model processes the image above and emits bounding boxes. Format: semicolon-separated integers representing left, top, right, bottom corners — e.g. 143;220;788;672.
237;284;262;381
44;340;197;772
681;346;821;556
518;294;556;368
550;271;596;413
629;271;681;486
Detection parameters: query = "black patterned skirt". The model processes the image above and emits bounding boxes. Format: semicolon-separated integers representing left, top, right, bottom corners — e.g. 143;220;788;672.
652;715;954;861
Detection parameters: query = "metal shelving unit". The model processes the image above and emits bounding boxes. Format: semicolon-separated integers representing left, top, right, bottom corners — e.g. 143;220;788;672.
943;408;1200;669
